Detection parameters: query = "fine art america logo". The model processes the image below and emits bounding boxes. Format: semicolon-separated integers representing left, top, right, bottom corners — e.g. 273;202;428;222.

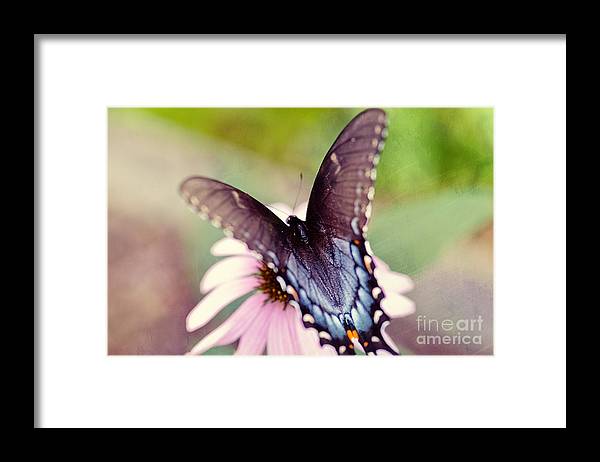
416;315;484;345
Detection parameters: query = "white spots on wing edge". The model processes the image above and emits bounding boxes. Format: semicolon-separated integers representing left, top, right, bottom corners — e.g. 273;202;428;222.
231;190;247;209
286;285;299;302
331;152;341;175
319;331;332;341
372;286;382;299
364;255;374;274
374;309;384;324
276;276;287;292
302;313;315;324
210;216;222;228
367;186;375;201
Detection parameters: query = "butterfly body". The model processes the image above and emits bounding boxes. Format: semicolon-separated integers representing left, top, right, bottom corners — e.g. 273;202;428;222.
181;108;399;355
285;215;310;244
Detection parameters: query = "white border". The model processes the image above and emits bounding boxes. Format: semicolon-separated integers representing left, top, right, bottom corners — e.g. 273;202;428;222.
37;36;566;428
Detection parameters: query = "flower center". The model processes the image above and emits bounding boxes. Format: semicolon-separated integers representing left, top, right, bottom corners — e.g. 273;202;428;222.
256;263;289;305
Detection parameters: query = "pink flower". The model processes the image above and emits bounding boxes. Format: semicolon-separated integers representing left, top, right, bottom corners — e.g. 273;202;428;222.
186;202;415;355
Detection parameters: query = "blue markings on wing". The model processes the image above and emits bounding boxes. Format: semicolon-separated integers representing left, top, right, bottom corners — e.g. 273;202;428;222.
352;300;373;332
298;287;311;307
350;243;362;265
285;269;298;288
283;237;384;352
355;265;371;289
286;252;356;316
357;286;374;310
311;304;326;326
325;313;346;340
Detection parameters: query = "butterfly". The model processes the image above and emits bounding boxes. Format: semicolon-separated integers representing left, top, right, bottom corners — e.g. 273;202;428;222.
180;108;399;355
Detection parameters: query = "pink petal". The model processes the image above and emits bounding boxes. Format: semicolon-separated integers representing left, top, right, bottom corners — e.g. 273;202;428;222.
235;302;277;355
266;306;298;355
186;276;257;332
375;349;393;356
375;267;414;294
267;307;288;355
373;256;390;270
269;307;300;355
380;321;400;354
283;308;302;355
296;327;324;355
380;292;416;318
187;293;266;355
210;238;250;256
200;256;259;294
268;203;293;222
292;309;335;356
294;315;317;354
321;344;337;355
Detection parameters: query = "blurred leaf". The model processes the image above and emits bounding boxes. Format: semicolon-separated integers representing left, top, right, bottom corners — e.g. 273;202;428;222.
377;108;493;200
370;189;493;276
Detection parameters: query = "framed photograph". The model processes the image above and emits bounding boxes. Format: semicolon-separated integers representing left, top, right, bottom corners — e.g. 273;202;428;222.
35;35;566;428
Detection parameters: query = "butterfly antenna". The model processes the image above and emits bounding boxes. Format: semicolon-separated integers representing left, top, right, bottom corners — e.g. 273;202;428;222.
292;172;303;212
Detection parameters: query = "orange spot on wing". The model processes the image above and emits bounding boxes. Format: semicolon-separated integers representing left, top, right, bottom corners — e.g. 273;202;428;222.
346;330;360;341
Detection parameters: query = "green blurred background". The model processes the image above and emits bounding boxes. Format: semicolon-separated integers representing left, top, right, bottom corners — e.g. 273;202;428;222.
108;108;493;355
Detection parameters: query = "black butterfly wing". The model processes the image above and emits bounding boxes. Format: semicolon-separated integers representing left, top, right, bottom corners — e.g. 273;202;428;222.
283;249;359;355
285;237;399;356
305;108;388;240
343;238;399;355
180;176;289;267
298;108;399;355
